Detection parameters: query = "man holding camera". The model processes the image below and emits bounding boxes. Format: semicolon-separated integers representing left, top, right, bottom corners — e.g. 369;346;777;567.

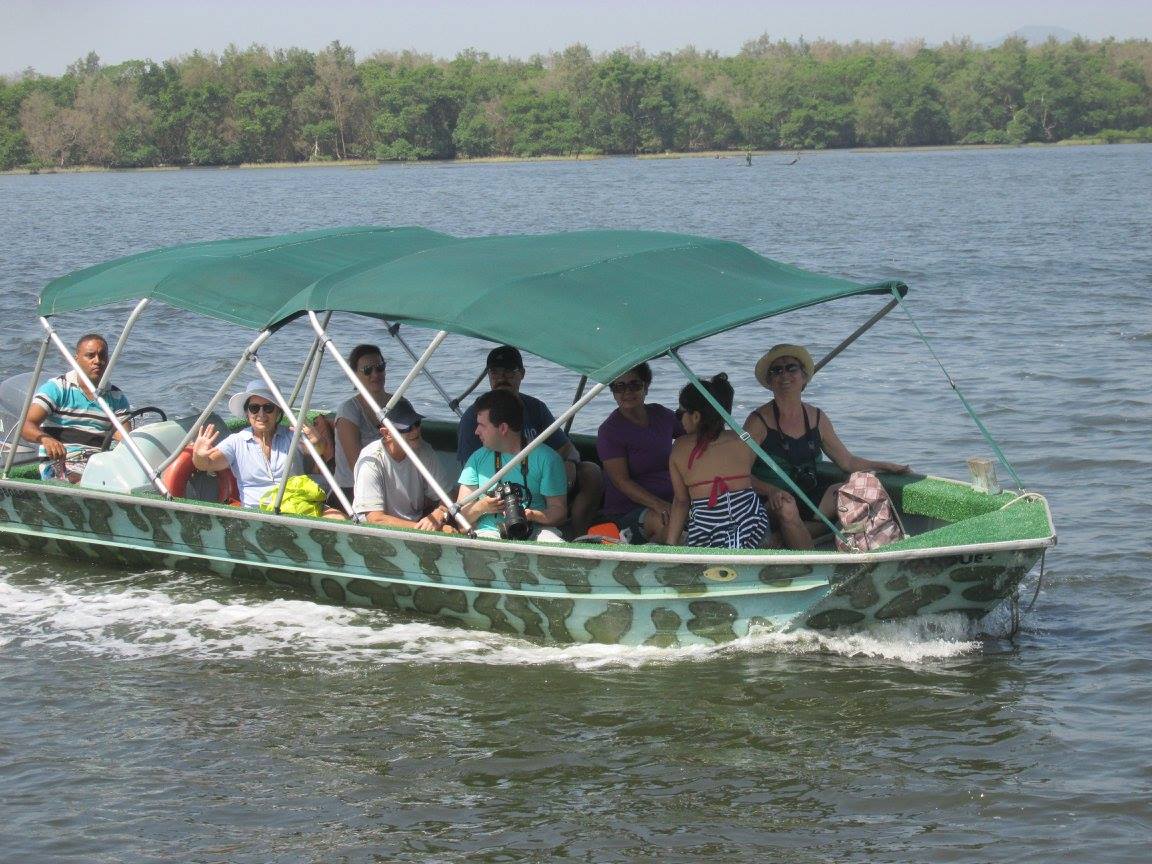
451;388;567;542
456;345;602;537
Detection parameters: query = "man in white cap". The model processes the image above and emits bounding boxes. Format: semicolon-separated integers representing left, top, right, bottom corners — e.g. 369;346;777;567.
352;398;456;531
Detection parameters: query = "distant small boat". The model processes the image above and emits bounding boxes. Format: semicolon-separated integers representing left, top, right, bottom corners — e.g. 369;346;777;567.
0;227;1055;646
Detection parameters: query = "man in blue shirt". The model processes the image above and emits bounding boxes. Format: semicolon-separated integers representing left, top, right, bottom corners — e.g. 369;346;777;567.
454;388;567;542
456;346;602;537
22;333;130;482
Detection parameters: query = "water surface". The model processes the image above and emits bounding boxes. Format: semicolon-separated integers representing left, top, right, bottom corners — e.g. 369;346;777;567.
1;145;1149;862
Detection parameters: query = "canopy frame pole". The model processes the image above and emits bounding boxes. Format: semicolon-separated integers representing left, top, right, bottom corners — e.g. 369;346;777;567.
97;299;149;397
385;329;449;414
286;311;333;409
306;313;468;531
564;376;588;434
456;381;607;510
38;317;171;496
893;289;1025;490
2;332;51;478
668;349;844;542
249;356;346;515
448;368;489;414
262;342;327;516
154;330;274;478
813;296;900;374
384;321;462;417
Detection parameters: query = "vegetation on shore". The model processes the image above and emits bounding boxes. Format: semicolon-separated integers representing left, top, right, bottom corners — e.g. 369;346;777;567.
1;34;1150;171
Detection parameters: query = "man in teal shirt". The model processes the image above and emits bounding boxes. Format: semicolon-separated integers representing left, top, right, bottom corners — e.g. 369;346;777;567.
455;389;567;541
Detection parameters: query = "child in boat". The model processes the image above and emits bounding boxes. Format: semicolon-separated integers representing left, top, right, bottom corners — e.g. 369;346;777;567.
664;373;770;549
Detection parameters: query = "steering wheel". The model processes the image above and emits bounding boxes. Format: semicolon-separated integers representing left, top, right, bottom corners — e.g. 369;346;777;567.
99;406;168;451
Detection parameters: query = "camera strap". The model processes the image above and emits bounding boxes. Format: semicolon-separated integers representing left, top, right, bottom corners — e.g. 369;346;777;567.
493;451;533;508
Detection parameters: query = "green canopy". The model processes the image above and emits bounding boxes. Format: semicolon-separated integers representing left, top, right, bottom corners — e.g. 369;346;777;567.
39;227;906;383
285;230;906;382
38;226;458;329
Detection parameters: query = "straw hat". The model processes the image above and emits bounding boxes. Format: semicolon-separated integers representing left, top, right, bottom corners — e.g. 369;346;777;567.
228;381;283;420
754;344;814;389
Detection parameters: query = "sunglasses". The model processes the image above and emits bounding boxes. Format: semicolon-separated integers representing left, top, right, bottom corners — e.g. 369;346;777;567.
768;362;803;376
609;379;645;394
245;402;279;415
358;362;386;375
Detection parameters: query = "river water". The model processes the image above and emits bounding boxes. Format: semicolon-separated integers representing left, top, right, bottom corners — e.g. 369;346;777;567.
0;146;1149;862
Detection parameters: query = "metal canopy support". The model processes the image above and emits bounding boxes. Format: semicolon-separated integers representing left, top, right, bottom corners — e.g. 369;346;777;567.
260;343;326;515
154;330;274;478
668;348;844;541
98;298;149;397
286;311;332;409
893;289;1025;490
307;312;469;531
564;376;588;434
250;356;345;514
813;296;900;374
384;320;462;417
449;368;489;414
38;317;171;496
1;332;51;478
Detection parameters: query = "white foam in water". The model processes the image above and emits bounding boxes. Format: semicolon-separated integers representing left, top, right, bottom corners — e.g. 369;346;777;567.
0;573;986;668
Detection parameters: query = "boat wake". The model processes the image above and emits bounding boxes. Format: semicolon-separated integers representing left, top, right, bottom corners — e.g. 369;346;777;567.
0;570;993;669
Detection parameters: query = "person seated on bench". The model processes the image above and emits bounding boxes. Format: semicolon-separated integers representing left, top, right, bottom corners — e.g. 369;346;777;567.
22;333;130;483
352;399;456;532
453;389;567;542
457;346;602;537
191;381;331;508
744;344;910;549
665;373;770;550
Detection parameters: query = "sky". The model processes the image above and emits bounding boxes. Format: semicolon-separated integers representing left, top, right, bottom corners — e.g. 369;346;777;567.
2;0;1149;77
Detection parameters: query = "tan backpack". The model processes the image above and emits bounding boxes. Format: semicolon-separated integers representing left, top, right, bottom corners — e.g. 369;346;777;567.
835;471;906;552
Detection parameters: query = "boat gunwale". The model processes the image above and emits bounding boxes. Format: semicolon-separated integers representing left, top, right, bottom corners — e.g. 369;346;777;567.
0;474;1057;570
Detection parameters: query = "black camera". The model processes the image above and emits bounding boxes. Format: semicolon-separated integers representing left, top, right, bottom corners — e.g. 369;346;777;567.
794;463;819;494
492;481;531;540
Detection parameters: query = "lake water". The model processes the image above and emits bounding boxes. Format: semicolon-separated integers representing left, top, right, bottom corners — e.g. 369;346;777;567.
0;146;1149;863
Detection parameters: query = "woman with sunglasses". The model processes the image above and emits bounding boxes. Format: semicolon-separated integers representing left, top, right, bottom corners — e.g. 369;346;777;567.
192;381;331;508
744;343;910;549
665;373;770;549
333;344;393;507
595;363;682;543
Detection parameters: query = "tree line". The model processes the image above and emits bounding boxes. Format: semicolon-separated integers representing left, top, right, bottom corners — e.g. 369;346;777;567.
2;34;1150;171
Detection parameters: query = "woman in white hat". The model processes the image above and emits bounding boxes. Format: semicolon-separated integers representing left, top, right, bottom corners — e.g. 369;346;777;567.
192;381;331;508
744;344;909;549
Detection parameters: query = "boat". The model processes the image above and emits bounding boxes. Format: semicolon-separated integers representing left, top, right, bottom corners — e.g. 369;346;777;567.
0;226;1056;646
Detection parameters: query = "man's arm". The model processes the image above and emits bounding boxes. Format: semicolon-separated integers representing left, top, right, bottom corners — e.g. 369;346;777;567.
20;403;66;462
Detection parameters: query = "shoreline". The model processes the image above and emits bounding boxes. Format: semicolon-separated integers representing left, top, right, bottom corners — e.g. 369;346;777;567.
1;138;1142;176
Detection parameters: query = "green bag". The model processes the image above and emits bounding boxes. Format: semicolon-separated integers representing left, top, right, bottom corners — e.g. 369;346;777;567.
259;475;326;516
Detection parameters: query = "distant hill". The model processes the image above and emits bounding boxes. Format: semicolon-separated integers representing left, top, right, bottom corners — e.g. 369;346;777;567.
991;26;1080;46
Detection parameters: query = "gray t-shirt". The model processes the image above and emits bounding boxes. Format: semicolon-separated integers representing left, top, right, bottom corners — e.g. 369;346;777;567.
352;438;455;522
334;395;380;489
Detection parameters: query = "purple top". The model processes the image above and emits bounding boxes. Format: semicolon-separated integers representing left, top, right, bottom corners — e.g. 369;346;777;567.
596;403;680;516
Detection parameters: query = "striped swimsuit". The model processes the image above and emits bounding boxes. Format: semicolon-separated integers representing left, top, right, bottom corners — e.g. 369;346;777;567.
684;439;771;549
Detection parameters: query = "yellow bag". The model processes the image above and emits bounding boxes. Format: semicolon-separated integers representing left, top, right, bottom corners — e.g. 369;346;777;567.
259;475;326;517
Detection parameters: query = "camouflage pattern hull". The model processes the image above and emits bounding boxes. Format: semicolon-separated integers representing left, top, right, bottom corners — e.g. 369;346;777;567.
0;480;1045;646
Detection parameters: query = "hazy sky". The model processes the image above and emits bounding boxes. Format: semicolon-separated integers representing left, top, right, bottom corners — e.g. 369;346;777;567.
3;0;1149;76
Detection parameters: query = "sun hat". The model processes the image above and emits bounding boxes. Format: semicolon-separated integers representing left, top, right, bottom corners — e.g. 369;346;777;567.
754;344;815;389
486;345;524;371
228;381;283;420
378;397;424;433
